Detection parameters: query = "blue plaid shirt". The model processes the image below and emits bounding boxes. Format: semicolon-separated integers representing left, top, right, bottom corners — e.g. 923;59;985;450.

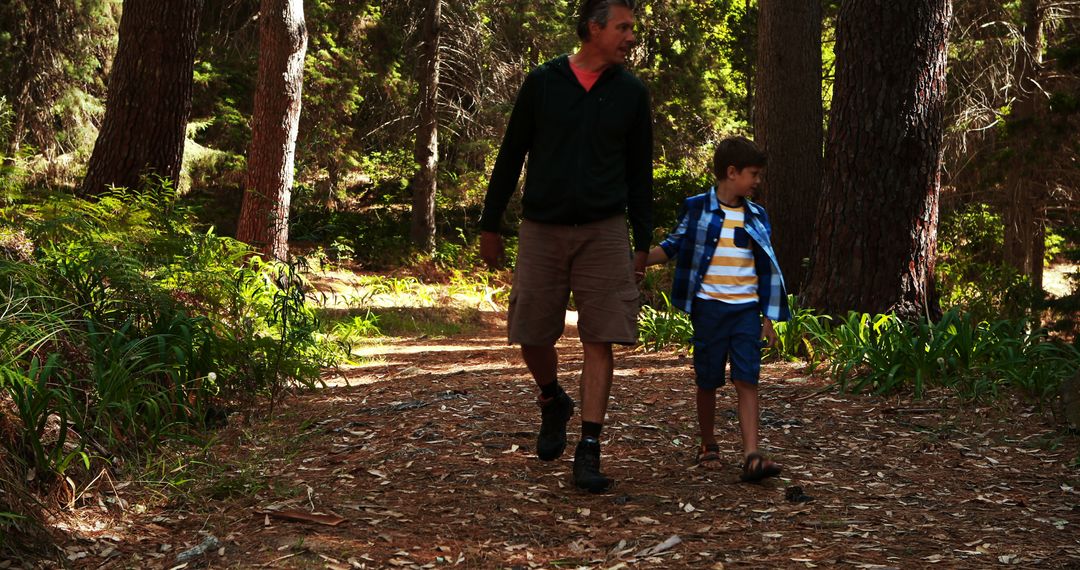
659;189;790;321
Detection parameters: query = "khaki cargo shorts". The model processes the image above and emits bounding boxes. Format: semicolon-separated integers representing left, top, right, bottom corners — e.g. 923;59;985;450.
507;215;640;346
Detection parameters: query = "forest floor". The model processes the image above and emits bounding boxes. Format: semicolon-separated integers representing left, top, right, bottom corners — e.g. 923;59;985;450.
32;274;1080;569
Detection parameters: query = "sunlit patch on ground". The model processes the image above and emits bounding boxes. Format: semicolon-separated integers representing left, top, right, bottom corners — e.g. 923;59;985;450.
1045;263;1077;299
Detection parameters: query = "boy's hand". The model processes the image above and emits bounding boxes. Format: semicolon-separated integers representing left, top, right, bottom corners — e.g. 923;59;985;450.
762;318;778;348
480;231;505;268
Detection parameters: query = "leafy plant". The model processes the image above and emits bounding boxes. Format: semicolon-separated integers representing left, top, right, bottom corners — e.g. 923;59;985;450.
826;308;1079;402
766;295;831;372
0;181;346;531
331;311;381;356
638;293;693;352
5;355;87;481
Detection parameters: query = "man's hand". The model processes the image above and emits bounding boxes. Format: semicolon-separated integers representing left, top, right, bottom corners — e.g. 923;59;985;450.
762;318;778;349
633;250;648;283
480;231;505;268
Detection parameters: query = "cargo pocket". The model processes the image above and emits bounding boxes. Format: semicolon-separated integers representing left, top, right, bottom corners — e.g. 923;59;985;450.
618;285;640;320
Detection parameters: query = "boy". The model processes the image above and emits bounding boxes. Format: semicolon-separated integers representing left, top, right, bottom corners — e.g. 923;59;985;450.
644;136;790;482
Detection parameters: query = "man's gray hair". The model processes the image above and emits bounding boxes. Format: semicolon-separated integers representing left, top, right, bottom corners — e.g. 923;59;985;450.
577;0;635;41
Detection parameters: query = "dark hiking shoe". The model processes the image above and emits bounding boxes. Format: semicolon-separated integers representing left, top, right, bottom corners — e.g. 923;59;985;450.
536;391;574;461
573;437;613;493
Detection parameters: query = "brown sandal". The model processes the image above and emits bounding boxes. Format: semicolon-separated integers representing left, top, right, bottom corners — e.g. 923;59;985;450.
696;443;723;470
740;452;783;482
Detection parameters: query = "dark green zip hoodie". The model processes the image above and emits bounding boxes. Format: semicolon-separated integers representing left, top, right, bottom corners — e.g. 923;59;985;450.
479;54;654;252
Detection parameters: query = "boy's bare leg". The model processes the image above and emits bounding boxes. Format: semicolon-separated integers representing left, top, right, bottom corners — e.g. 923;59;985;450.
521;344;558;387
732;379;760;455
696;387;718;447
579;341;613;422
732;378;782;480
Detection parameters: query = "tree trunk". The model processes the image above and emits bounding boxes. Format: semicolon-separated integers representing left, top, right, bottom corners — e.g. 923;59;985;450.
743;0;755;122
753;0;822;294
802;0;951;320
1002;0;1047;293
235;0;307;261
80;1;202;196
409;0;441;252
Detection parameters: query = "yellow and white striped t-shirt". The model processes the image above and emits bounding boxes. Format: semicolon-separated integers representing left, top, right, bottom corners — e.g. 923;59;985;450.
696;203;759;304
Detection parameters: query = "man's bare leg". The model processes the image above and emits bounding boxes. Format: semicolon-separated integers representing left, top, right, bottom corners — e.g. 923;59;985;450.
579;341;614;423
521;344;558;388
523;344;573;461
574;341;614;492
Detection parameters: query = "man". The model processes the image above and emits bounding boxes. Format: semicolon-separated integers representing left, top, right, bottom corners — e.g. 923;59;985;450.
479;0;653;493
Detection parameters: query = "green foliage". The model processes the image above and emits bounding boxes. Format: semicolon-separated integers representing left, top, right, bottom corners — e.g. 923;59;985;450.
652;160;713;234
637;293;693;352
3;353;88;482
178;0;774;269
766;295;831;372
826;309;1079;403
0;0;117;162
331;312;381;356
636;283;1077;403
0;181;343;532
638;0;756;155
937;204;1038;321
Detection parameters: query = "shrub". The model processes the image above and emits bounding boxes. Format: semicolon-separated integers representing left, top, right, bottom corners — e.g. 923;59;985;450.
0;181;345;543
937;203;1040;320
638;293;693;352
635;289;1078;404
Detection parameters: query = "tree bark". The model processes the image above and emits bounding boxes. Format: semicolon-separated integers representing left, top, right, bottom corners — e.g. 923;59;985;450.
753;0;822;294
1002;0;1047;293
409;0;442;252
80;1;202;196
235;0;307;261
802;0;951;320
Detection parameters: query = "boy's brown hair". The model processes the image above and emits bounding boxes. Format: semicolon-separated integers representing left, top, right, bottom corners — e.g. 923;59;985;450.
712;136;767;178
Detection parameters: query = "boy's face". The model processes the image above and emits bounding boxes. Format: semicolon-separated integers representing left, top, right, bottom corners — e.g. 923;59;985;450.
726;165;764;198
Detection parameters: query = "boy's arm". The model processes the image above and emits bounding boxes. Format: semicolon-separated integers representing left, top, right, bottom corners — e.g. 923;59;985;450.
648;199;691;268
644;246;669;266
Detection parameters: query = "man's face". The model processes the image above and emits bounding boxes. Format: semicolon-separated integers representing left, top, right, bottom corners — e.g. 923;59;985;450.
589;5;636;65
729;166;764;198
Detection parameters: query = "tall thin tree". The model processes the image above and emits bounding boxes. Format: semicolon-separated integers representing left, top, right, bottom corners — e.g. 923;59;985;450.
753;0;822;293
1002;0;1048;292
235;0;307;261
409;0;442;252
80;1;203;196
802;0;952;319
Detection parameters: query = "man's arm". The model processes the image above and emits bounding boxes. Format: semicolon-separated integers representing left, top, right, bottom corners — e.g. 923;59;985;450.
479;74;537;234
478;73;538;267
625;86;653;254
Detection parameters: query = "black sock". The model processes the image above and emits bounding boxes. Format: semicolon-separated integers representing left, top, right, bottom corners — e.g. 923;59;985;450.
539;381;562;399
582;421;602;440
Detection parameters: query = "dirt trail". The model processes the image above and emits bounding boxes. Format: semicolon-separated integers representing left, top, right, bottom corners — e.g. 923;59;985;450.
49;312;1080;569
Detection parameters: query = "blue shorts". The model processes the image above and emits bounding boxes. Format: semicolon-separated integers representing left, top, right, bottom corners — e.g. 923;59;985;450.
690;298;762;389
